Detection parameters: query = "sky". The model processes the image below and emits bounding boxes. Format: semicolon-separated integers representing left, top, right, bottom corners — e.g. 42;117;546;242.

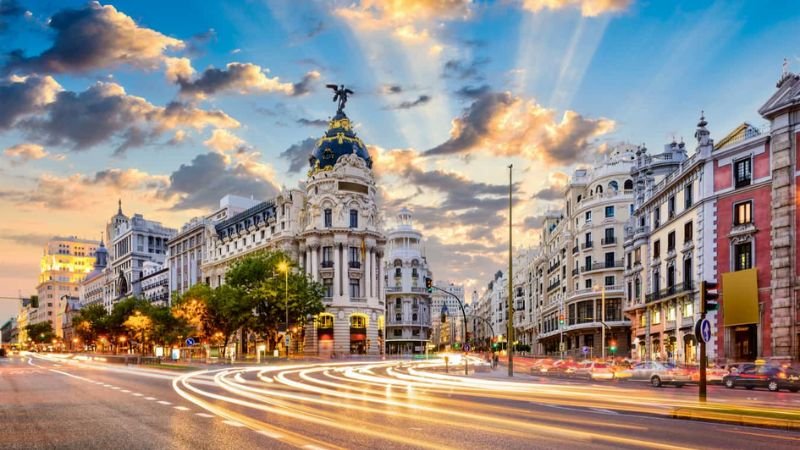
1;0;798;322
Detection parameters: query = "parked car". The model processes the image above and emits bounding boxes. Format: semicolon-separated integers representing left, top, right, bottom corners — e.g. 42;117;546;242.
722;365;800;392
575;361;615;380
630;361;691;387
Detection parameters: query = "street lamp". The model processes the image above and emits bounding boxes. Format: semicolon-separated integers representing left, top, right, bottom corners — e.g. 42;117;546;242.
277;260;290;358
594;285;606;360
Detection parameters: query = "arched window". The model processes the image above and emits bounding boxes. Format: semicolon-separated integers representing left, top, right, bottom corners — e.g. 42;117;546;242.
595;185;603;195
608;181;619;192
317;313;334;329
624;179;633;190
577;195;582;203
350;314;367;328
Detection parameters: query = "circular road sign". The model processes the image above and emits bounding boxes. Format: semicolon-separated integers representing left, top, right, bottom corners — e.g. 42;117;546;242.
695;318;712;343
185;337;195;347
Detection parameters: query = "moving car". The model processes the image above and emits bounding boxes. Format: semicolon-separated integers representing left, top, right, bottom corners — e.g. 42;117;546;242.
575;361;615;380
630;361;691;387
722;365;800;392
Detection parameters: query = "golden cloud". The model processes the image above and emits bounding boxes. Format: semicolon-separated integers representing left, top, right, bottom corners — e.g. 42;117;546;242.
520;0;632;17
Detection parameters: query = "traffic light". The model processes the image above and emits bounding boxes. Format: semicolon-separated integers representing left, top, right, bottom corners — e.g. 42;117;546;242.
609;340;617;354
558;314;565;326
425;277;433;293
701;281;719;313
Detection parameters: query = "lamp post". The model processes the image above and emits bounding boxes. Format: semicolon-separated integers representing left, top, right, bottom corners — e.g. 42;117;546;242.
594;285;606;360
277;260;290;358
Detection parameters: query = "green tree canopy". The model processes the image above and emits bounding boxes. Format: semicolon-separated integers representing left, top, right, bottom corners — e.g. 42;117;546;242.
25;321;54;344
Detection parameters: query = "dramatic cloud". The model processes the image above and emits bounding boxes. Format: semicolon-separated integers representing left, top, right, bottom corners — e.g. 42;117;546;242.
296;118;328;127
0;168;167;210
380;84;404;95
0;0;25;32
280;138;316;173
15;81;239;152
454;84;490;100
3;143;61;165
523;214;546;229
4;2;184;74
531;186;564;201
425;91;615;164
519;0;633;17
204;129;246;152
0;75;63;131
175;62;320;99
161;152;279;210
442;57;490;80
0;230;53;247
388;94;431;110
164;57;195;83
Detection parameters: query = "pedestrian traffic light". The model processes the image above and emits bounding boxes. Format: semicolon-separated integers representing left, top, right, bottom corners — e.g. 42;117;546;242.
701;281;719;313
425;277;433;293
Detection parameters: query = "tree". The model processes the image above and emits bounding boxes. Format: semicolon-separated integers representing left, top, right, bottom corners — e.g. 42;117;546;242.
26;322;54;344
123;310;153;354
226;250;325;352
108;297;151;352
172;284;214;341
151;305;190;348
72;303;109;345
208;284;254;357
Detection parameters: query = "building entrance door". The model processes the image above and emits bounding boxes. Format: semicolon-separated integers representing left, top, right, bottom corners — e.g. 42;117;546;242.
732;324;757;361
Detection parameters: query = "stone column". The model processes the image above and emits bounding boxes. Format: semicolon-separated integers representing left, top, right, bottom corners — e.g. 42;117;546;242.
311;247;318;281
365;249;372;299
333;244;341;299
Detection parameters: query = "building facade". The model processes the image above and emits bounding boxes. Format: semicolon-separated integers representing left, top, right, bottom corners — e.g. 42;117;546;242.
140;261;169;306
167;195;260;304
79;238;109;308
35;237;99;338
384;208;433;355
105;202;175;311
431;281;465;348
202;106;387;357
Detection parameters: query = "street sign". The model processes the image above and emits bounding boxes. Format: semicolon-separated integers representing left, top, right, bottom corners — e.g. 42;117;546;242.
185;337;195;347
581;346;589;355
559;342;566;352
695;318;712;343
285;335;290;346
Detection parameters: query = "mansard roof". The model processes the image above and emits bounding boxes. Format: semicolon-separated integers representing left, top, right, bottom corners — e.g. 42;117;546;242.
758;72;800;119
214;200;276;238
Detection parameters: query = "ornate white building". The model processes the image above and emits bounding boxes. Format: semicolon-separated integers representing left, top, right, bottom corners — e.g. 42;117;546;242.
202;104;386;357
384;208;433;355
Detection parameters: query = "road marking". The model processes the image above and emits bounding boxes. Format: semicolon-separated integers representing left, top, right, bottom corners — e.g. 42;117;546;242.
111;387;121;390
103;384;113;388
144;397;156;401
173;406;190;411
121;389;130;393
590;408;620;415
223;420;246;427
195;413;214;418
730;430;800;441
157;400;172;405
256;430;284;439
303;445;329;450
409;427;423;431
132;393;143;397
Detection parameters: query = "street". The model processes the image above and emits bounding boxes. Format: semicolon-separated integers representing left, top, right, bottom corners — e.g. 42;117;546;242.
2;354;799;449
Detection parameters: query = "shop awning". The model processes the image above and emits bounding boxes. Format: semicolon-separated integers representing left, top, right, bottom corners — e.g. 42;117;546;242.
722;268;759;326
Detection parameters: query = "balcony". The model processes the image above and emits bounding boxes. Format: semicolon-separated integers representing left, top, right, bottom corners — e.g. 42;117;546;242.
581;241;594;250
350;297;367;303
349;261;362;269
547;280;561;292
601;236;616;246
411;287;427;293
572;245;579;254
547;263;560;274
571;268;579;276
321;260;334;268
385;286;402;293
645;282;694;303
735;177;751;189
581;260;624;272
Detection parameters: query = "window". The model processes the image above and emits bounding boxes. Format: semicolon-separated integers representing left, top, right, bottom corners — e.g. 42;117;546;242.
350;315;366;328
626;253;632;269
682;302;694;318
684;221;693;243
734;242;752;271
393;329;402;337
585;211;592;223
349;246;360;263
653;240;660;259
668;196;676;218
734;158;752;188
734;201;752;225
667;305;676;321
605;206;614;218
323;278;333;297
634;278;641;298
653;207;661;228
684;183;693;208
349;280;361;298
652;309;661;325
683;258;693;288
324;209;332;228
604;252;615;267
412;313;418;321
653;269;660;293
667;231;676;252
585;279;593;289
605;276;615;286
584;232;592;246
349;209;358;228
584;255;592;270
322;246;332;265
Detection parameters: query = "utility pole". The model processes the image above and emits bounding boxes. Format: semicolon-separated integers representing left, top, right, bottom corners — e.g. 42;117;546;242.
508;164;514;378
600;286;606;360
699;281;707;402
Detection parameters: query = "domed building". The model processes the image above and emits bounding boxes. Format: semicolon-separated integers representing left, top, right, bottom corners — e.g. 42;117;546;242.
202;100;386;357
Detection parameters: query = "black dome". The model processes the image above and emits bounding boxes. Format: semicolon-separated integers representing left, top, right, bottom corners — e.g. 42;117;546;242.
309;112;372;171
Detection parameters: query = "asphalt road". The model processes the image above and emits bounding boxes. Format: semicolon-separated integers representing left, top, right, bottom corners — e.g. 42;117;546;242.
2;354;800;449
